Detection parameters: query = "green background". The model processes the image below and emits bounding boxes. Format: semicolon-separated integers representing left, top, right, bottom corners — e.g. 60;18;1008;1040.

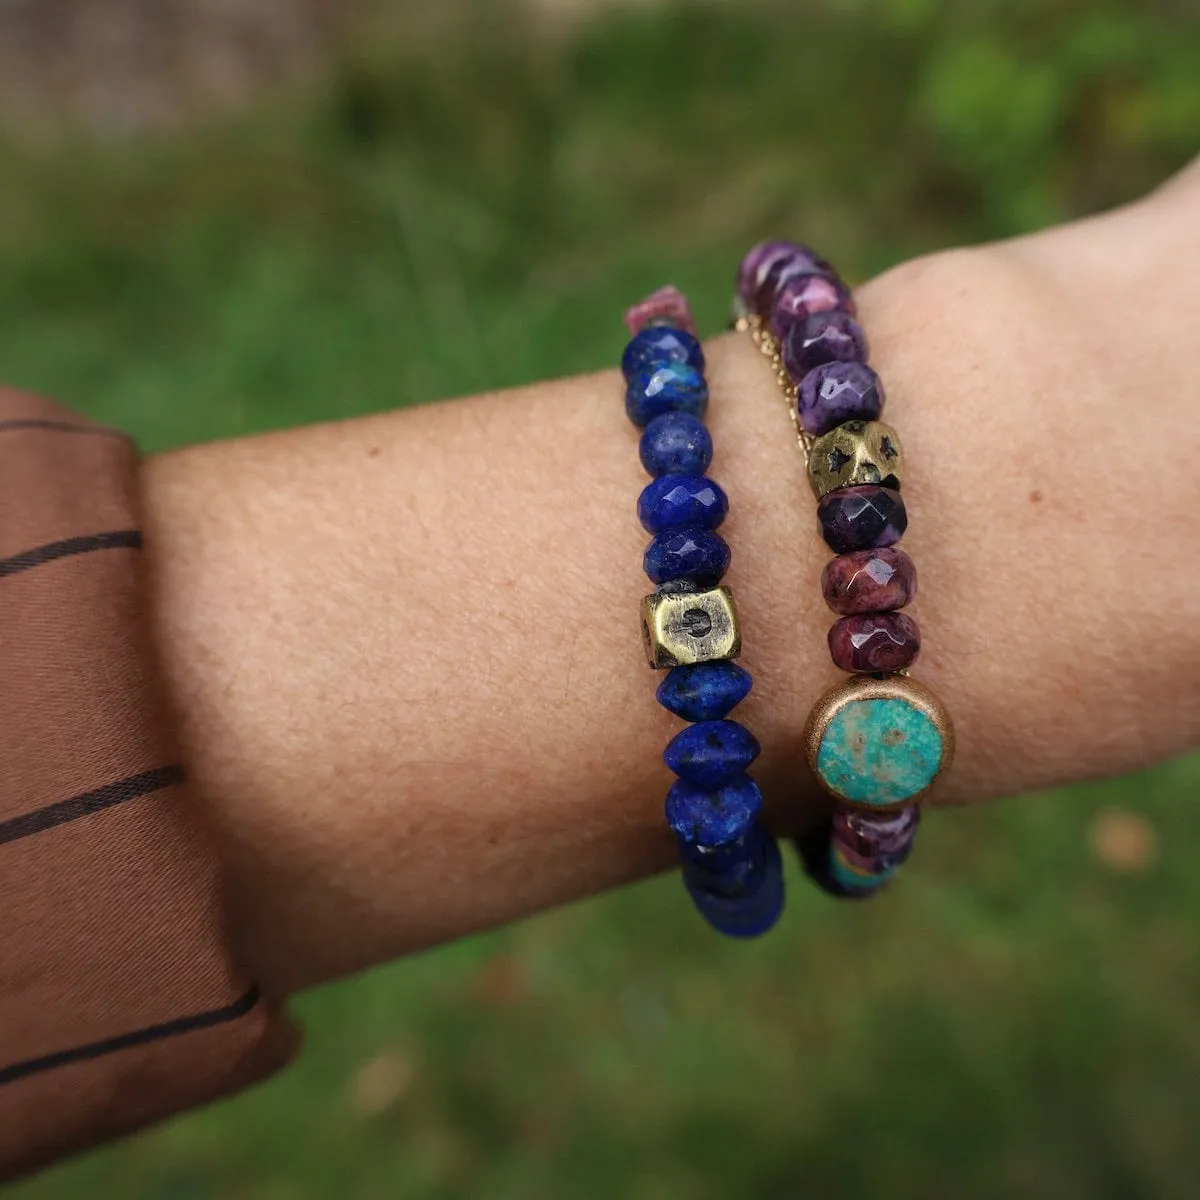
3;1;1198;1196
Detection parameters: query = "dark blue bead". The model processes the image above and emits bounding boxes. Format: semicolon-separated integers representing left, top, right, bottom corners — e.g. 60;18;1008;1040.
644;525;730;587
656;660;752;721
666;773;761;848
637;473;728;534
625;363;708;428
682;826;785;938
621;325;705;382
664;720;761;788
639;412;713;477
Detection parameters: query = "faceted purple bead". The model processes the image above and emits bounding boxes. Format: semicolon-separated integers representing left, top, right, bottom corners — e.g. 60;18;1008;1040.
821;547;917;615
816;485;906;554
832;804;920;874
736;240;831;316
768;273;851;341
797;360;885;437
782;310;868;383
828;611;921;674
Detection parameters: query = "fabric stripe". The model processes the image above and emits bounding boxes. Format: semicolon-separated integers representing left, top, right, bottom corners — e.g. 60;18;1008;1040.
0;420;127;439
0;766;184;846
0;531;141;581
0;987;262;1087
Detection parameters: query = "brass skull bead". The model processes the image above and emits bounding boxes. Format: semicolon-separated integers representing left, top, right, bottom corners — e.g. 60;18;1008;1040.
807;420;903;501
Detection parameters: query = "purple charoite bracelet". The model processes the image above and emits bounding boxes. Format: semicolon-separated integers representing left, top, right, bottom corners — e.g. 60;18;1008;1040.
734;241;956;899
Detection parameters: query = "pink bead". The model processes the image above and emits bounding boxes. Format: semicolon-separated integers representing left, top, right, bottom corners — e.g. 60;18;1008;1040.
624;286;698;337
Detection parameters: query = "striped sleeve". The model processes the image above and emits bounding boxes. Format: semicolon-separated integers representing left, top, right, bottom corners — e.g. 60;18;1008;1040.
0;389;297;1179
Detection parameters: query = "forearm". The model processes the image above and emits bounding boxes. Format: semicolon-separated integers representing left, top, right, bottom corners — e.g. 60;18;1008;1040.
140;182;1200;997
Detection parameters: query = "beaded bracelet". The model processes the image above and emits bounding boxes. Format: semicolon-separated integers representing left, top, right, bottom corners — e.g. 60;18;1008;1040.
621;285;784;938
733;243;955;898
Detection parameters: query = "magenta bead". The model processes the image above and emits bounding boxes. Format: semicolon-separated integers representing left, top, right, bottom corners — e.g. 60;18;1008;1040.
768;274;850;340
736;241;830;316
797;360;885;437
828;611;921;673
821;547;917;615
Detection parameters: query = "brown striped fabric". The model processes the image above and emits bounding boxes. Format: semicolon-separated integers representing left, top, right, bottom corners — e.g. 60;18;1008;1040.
0;388;297;1179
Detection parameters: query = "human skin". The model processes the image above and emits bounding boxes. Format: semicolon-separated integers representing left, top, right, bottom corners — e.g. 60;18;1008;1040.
141;163;1200;998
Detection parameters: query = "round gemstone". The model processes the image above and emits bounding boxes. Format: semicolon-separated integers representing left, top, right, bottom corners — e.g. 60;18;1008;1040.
639;411;713;477
817;485;906;554
637;473;728;533
768;273;850;340
625;362;709;428
666;773;762;847
828;611;921;673
643;525;730;587
814;695;944;808
782;310;868;382
656;660;752;722
797;360;885;437
821;547;917;615
620;325;704;382
663;719;761;788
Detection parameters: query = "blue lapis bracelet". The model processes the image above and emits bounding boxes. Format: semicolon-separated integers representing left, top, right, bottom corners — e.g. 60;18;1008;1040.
622;286;784;938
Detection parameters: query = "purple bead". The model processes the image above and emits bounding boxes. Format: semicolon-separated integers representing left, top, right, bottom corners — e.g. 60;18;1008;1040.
782;310;868;383
817;485;906;554
736;240;831;316
828;611;921;673
797;360;885;437
768;274;851;340
821;547;917;615
832;804;920;874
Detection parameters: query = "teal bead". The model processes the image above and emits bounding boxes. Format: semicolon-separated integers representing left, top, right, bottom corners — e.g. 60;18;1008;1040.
814;696;943;808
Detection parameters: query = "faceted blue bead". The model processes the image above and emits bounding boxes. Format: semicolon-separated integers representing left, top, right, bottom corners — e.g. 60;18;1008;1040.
621;325;705;382
656;660;752;722
625;363;708;428
643;525;730;587
664;720;761;788
682;826;785;938
639;412;713;477
666;773;762;848
637;473;728;534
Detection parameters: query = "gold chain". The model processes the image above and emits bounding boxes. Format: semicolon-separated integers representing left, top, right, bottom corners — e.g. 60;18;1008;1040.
733;312;813;465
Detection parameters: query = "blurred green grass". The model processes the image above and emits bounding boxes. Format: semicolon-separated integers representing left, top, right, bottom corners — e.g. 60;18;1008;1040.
3;1;1198;1196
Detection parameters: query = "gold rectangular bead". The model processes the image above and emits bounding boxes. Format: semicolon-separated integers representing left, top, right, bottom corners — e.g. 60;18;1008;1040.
641;586;742;669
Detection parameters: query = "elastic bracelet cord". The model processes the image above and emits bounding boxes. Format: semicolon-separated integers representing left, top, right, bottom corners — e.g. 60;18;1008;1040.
621;285;785;938
733;243;955;899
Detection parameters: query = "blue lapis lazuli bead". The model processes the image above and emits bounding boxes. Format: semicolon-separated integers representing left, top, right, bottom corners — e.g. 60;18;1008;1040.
664;719;761;788
621;325;705;382
644;525;730;587
625;363;708;428
682;826;784;938
637;473;728;534
666;773;762;848
656;660;752;722
639;412;713;477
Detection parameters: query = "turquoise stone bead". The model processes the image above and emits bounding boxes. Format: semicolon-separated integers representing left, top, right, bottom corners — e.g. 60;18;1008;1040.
814;696;943;808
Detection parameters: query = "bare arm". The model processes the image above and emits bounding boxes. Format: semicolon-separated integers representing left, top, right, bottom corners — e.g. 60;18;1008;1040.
141;169;1200;997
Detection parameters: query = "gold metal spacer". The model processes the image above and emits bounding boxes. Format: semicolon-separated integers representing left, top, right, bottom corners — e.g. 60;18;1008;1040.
641;586;742;669
807;419;903;500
